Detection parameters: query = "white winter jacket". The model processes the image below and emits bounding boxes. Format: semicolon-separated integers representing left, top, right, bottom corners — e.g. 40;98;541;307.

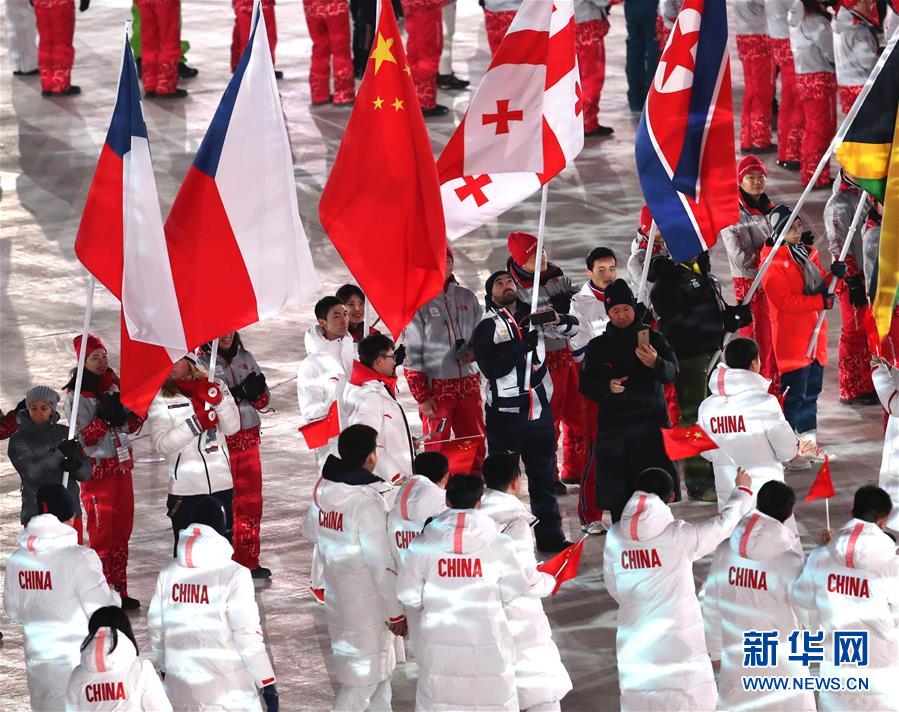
388;475;447;566
603;487;753;711
147;382;240;497
343;363;415;485
3;515;120;712
148;523;275;711
789;1;836;74
824;180;867;264
66;628;171;711
198;348;267;432
766;0;792;39
479;489;572;709
702;511;814;711
303;457;404;687
791;519;899;711
569;280;609;362
397;508;536;711
699;365;798;511
833;6;879;88
718;201;772;279
734;0;768;36
873;363;899;530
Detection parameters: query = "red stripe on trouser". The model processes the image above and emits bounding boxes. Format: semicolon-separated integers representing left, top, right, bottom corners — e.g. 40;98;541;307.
576;399;606;526
733;278;780;388
836;285;875;400
771;38;801;163
484;9;516;56
305;10;355;104
736;34;774;149
405;8;443;109
549;352;590;482
230;442;264;570
232;0;277;72
422;392;487;473
33;0;75;93
136;0;181;94
795;72;837;188
81;471;135;597
576;19;608;133
664;382;681;428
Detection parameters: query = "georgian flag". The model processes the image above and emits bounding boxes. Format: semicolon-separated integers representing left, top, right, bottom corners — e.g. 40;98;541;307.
437;0;584;240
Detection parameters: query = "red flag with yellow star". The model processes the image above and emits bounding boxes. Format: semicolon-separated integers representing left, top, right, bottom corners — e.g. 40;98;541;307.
318;0;446;340
661;424;718;460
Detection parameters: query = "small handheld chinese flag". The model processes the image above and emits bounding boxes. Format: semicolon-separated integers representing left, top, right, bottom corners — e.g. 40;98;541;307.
661;425;718;460
804;456;835;503
298;401;340;450
861;308;883;358
439;436;481;475
536;536;587;596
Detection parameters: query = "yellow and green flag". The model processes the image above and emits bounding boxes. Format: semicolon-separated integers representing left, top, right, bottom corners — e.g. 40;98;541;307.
835;35;899;337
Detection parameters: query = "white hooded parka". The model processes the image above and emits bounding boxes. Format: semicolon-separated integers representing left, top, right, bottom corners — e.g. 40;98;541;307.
872;363;899;530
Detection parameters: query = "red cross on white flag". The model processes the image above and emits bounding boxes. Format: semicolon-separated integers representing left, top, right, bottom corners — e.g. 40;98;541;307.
437;0;583;241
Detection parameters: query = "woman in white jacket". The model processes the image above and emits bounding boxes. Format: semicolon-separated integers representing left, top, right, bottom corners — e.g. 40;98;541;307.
147;355;240;552
66;606;171;711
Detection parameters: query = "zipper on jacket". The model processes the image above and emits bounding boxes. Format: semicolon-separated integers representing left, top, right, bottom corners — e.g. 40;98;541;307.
196;436;212;494
173;453;181;480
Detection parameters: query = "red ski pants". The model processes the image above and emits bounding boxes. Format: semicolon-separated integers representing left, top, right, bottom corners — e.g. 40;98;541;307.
836;278;875;401
576;19;609;133
421;392;487;473
485;9;516;56
796;71;837;188
229;442;264;570
736;34;774;150
33;0;74;93
733;277;780;388
548;350;590;483
232;0;277;72
771;38;801;163
405;8;443;110
305;9;355;104
839;84;862;116
81;468;134;597
136;0;181;94
576;399;606;525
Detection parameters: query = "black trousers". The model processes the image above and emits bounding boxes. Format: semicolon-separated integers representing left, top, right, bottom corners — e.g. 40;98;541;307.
486;409;565;548
166;489;234;556
595;422;680;523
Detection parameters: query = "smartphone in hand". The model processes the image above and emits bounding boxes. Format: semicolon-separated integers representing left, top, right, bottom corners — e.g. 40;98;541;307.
637;328;650;348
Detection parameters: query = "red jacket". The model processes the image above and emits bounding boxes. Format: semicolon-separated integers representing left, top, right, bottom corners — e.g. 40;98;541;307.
759;243;830;373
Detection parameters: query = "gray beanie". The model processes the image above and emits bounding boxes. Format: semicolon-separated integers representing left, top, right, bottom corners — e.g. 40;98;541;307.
25;386;60;411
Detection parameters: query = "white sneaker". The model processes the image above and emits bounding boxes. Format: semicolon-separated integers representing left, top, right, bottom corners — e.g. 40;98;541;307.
582;521;608;535
799;439;834;463
786;454;811;471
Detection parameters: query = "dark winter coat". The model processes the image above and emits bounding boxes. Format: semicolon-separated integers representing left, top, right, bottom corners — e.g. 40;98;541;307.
8;411;90;524
579;321;679;430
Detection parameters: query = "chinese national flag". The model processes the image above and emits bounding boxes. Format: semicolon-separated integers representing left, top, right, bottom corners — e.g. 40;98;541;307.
661;425;718;460
439;436;481;475
536;536;587;596
804;456;835;503
318;0;446;340
298;401;340;449
861;308;883;358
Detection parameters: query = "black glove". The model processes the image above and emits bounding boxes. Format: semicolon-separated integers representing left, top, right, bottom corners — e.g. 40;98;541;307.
548;293;572;316
830;260;847;279
846;274;868;307
229;383;247;401
60;456;84;473
723;304;753;333
15;399;26;413
524;329;540;350
240;372;267;402
261;684;279;712
801;230;815;246
96;393;127;427
393;344;406;367
821;292;835;310
79;0;90;11
57;438;83;459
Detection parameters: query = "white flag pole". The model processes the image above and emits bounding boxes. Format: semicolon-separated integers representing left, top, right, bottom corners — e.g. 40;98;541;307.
637;221;657;305
825;498;831;532
64;277;97;489
805;191;869;358
742;27;899;306
523;184;550;393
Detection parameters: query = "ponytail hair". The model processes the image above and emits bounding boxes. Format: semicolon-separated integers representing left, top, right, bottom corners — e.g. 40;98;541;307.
80;606;138;655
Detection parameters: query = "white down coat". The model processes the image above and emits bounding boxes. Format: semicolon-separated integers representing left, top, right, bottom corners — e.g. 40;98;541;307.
147;382;240;497
303;460;404;687
148;524;275;710
3;515;119;711
873;363;899;530
388;475;447;566
297;325;355;467
603;487;752;711
66;627;171;711
791;519;899;711
569;280;609;362
479;488;572;709
699;365;798;512
702;511;814;711
397;508;536;711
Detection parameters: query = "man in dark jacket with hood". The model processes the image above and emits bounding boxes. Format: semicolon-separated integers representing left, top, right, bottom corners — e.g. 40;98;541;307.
580;280;680;523
649;252;752;501
471;270;578;552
